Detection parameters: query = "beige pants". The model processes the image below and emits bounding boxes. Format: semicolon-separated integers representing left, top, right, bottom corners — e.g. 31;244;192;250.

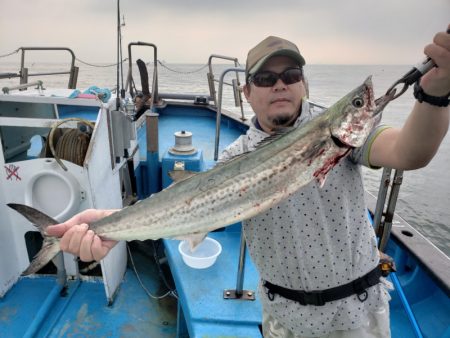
262;305;391;338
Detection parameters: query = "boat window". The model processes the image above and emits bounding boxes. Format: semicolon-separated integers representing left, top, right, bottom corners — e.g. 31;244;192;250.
0;126;51;163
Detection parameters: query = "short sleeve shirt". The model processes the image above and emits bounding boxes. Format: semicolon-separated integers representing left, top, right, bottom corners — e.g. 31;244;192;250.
219;101;391;337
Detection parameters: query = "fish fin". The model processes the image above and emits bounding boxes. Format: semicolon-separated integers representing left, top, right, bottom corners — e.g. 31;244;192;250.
253;128;294;148
214;152;250;166
168;170;197;183
175;232;208;251
214;130;294;167
7;203;61;275
7;203;59;234
22;237;61;275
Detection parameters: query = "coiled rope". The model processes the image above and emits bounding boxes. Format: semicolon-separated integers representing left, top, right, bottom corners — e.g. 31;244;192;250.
48;118;95;171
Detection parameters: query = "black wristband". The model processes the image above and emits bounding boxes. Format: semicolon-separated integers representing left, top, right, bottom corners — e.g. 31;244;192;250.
413;82;450;107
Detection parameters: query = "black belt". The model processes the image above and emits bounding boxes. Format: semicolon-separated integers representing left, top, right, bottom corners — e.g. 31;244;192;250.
263;266;382;306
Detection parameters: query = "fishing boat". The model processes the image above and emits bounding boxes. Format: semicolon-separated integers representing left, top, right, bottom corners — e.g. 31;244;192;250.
0;42;449;338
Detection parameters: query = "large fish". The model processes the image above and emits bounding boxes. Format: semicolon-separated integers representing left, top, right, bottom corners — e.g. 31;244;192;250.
8;76;392;275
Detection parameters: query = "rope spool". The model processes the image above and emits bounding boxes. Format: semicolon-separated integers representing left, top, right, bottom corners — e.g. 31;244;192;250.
44;118;95;171
54;129;90;166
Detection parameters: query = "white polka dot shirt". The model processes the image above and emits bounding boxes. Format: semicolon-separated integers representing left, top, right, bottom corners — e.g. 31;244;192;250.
220;101;391;337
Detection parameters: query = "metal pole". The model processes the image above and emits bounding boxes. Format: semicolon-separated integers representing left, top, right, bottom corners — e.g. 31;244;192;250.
223;228;255;301
379;169;404;251
116;0;121;110
233;59;246;121
214;67;245;161
374;167;392;236
2;80;43;94
68;66;79;89
17;47;77;88
207;54;240;107
235;229;247;296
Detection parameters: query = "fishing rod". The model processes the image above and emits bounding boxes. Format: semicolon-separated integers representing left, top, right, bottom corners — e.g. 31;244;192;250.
115;0;126;110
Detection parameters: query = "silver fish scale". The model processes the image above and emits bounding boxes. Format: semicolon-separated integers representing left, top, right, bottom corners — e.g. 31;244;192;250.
88;78;377;242
93;122;344;241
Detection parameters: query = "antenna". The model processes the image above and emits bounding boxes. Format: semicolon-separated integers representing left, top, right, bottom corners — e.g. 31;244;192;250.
116;0;121;110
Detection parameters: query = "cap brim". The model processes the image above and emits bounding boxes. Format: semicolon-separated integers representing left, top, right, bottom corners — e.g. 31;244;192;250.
248;49;306;75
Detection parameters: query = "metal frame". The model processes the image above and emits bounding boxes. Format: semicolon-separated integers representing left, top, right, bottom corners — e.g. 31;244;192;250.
14;47;79;89
214;67;246;161
125;42;158;108
207;55;245;119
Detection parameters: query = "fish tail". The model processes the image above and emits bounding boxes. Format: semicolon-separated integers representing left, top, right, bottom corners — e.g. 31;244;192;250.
7;203;62;275
22;237;61;275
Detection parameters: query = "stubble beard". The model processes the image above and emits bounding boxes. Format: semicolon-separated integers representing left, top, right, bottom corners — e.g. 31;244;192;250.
269;111;298;129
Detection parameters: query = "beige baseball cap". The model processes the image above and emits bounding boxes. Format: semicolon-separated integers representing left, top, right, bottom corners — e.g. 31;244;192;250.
246;36;306;78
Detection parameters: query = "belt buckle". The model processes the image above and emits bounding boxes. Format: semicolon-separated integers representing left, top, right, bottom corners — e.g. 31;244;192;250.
302;291;325;306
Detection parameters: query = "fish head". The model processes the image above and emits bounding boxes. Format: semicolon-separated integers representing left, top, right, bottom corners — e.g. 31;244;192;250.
328;76;390;148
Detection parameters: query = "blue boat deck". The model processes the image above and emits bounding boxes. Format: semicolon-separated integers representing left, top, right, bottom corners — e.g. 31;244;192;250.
385;239;450;338
164;231;263;337
0;246;178;337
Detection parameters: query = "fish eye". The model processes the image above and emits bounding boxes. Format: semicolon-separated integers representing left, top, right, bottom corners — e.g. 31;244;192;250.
352;97;364;108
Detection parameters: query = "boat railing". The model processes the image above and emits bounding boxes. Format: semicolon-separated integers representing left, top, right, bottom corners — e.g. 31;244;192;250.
207;54;245;119
0;47;79;89
2;80;45;94
125;42;158;108
308;101;327;110
214;67;256;302
214;67;246;161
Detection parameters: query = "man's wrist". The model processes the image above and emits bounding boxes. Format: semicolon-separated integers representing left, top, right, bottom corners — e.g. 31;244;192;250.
413;82;450;107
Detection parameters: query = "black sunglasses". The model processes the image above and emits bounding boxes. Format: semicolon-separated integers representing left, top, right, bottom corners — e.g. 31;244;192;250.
249;67;303;87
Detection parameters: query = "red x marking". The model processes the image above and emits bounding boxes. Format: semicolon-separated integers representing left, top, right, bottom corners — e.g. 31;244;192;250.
5;164;21;181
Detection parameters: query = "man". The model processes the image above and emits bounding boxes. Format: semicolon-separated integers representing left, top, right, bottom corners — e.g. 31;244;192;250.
47;28;450;337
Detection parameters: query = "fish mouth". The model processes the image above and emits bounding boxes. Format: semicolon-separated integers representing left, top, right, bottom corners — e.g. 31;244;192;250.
374;90;395;117
331;134;351;148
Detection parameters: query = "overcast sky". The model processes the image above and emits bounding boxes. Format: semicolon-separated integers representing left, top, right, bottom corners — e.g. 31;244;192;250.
1;0;449;65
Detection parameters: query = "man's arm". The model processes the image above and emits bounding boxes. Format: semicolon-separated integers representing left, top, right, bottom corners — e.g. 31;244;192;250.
370;26;450;170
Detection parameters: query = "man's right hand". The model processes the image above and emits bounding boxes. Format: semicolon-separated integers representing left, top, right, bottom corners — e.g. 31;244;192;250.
46;209;119;262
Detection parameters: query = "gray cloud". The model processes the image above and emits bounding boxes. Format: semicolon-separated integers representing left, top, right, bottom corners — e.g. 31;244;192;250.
0;0;448;64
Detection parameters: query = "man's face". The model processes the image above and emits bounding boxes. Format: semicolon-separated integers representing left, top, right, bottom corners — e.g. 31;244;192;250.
244;56;306;134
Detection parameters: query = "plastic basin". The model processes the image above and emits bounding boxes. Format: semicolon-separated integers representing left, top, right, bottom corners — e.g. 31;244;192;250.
178;237;222;269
